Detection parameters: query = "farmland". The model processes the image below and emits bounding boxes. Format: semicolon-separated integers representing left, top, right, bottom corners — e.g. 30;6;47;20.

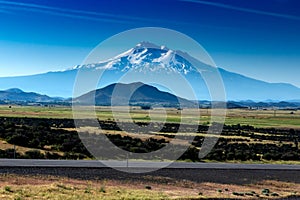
0;105;299;163
1;105;300;128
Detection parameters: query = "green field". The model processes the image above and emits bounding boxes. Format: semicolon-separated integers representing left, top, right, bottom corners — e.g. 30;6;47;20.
1;105;299;129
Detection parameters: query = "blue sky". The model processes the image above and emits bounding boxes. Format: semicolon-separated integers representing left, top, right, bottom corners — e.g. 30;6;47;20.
1;0;300;87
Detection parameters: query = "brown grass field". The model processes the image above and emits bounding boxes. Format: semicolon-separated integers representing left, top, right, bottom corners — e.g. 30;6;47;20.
0;173;299;199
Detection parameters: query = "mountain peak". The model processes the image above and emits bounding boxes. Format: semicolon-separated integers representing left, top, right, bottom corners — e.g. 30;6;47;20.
106;82;145;88
74;41;194;74
5;88;24;93
75;82;195;107
135;41;169;51
126;81;145;86
135;41;160;49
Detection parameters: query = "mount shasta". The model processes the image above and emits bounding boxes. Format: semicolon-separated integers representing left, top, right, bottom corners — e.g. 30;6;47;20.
1;42;300;101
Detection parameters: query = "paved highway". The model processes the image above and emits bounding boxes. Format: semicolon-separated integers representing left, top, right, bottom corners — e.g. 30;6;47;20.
0;159;300;170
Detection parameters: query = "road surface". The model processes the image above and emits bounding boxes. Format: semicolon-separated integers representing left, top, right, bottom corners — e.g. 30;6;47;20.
0;159;300;170
0;159;299;185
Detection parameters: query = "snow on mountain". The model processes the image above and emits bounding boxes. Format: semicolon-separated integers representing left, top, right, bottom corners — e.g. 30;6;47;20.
135;41;161;49
76;42;198;75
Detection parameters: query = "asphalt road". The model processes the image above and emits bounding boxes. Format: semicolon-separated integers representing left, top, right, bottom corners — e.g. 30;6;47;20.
0;159;300;170
0;159;299;185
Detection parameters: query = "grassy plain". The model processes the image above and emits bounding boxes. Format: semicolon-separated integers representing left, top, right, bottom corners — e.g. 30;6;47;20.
0;105;299;129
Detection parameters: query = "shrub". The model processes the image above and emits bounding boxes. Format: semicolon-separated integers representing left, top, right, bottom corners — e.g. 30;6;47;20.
232;192;244;196
24;150;45;159
281;152;299;160
262;188;270;194
99;185;106;193
145;185;152;190
4;186;13;192
271;193;279;197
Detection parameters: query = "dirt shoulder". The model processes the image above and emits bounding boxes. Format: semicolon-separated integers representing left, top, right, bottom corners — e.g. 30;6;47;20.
0;167;299;199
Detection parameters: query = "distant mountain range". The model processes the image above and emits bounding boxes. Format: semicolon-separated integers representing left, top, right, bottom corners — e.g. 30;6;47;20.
0;42;300;101
201;100;300;109
0;88;60;103
1;83;299;109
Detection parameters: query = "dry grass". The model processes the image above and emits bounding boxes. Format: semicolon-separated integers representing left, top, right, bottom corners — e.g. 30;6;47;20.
0;174;299;199
0;140;32;154
0;139;64;156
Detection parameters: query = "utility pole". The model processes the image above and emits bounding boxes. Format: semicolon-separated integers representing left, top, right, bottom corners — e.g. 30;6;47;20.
13;144;16;159
126;152;129;169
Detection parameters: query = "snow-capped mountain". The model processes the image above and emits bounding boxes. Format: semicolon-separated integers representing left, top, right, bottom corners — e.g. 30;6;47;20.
70;41;215;100
72;41;199;75
0;42;300;101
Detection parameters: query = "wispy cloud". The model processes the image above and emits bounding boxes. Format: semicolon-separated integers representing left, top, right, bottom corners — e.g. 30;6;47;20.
0;0;184;25
0;0;147;24
180;0;300;21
